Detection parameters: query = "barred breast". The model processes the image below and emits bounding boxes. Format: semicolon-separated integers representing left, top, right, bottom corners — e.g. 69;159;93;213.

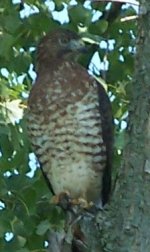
27;81;106;203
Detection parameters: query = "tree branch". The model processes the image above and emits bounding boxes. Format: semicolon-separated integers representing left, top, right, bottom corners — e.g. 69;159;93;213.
91;0;139;6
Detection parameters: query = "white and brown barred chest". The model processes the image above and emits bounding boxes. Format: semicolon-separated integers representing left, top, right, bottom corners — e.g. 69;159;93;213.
27;79;106;202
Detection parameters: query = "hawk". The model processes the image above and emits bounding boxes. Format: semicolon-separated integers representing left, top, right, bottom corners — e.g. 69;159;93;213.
27;29;113;208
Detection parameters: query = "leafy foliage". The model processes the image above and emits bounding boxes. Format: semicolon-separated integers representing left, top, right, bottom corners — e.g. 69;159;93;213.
0;0;137;251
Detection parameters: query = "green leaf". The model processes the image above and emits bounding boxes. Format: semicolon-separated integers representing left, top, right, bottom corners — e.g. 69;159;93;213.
25;234;45;250
10;52;32;74
36;220;50;235
17;236;26;247
0;216;11;237
16;249;30;252
0;134;13;158
1;13;21;33
69;4;92;26
89;20;108;35
0;176;8;196
22;187;37;214
115;131;125;150
0;33;15;58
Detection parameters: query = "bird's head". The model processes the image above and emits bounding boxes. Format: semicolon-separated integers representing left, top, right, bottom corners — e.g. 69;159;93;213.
37;29;86;70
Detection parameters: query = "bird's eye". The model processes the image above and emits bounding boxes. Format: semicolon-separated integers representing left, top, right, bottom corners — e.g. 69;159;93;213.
59;38;68;45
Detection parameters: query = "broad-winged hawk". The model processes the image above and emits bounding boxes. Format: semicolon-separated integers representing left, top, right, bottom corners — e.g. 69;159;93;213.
27;29;113;207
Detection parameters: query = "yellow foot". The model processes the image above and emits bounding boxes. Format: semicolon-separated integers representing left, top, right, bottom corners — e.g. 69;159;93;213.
71;198;94;209
51;191;72;210
51;192;94;211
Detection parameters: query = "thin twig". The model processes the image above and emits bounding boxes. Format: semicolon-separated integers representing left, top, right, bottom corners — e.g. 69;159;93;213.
121;15;138;22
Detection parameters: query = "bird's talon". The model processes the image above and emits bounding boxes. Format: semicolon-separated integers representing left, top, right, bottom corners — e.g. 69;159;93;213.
51;191;72;210
51;195;60;204
71;198;93;209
